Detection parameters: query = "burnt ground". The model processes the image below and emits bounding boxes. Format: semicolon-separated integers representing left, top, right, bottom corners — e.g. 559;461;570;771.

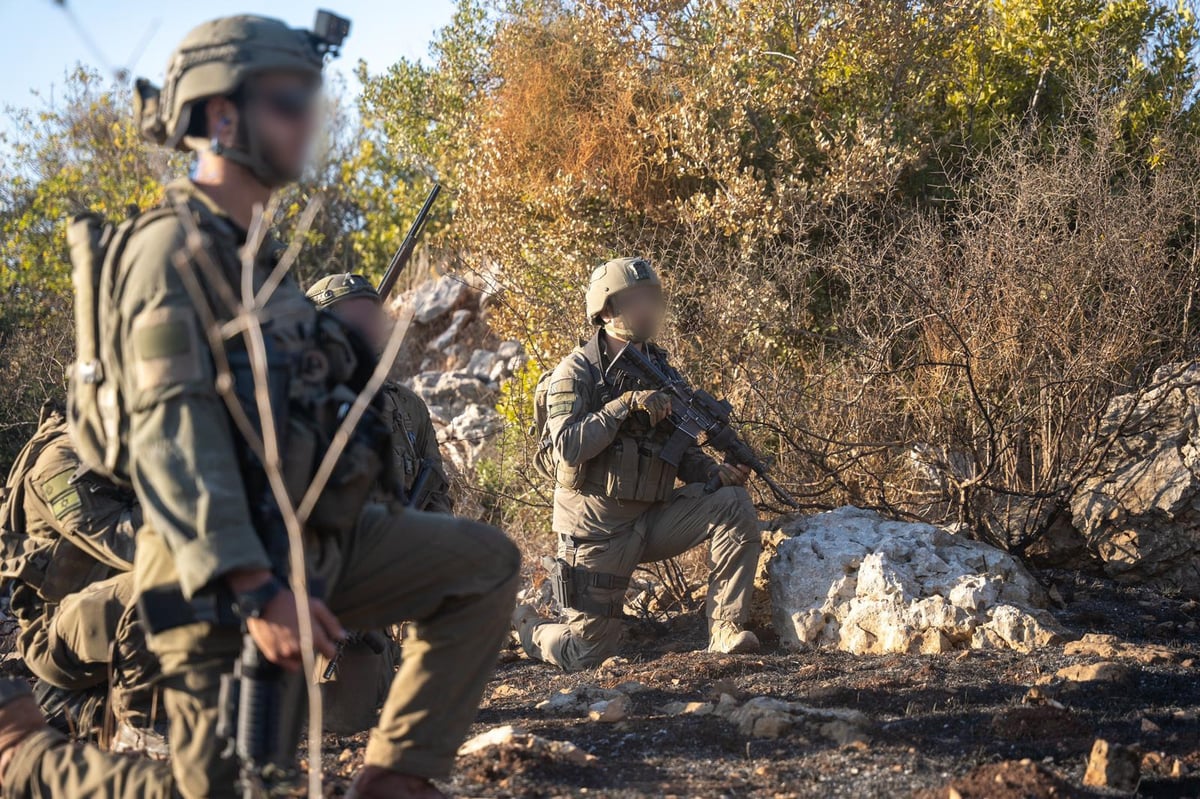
318;569;1200;799
3;569;1195;797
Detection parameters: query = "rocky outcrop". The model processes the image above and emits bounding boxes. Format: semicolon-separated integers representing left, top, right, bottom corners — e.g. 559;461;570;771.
1071;362;1200;596
391;274;527;480
767;506;1062;654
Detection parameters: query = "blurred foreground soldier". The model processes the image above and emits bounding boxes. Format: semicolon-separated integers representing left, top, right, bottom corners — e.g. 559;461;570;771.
0;13;518;799
305;272;453;734
513;257;762;672
0;403;158;739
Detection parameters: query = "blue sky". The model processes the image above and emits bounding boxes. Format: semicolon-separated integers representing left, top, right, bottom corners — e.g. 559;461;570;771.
0;0;456;113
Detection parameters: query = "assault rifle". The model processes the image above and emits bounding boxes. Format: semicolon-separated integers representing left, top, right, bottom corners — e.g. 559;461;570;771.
321;630;388;681
377;183;442;301
605;343;799;509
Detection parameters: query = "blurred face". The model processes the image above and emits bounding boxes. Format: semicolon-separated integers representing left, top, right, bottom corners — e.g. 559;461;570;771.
605;284;666;343
332;297;389;354
243;71;322;182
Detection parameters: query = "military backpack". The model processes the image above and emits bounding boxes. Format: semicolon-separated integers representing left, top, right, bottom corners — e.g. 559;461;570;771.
65;207;173;486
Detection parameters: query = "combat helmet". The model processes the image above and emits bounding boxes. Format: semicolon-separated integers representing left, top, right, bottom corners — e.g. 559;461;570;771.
306;273;379;309
585;257;662;325
133;11;349;186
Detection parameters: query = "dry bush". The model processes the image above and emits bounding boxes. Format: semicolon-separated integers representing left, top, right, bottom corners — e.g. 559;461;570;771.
470;76;1200;562
0;303;74;469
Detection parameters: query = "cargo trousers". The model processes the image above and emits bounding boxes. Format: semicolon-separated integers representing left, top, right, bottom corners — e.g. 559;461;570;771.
17;572;157;729
3;504;520;799
528;483;760;671
20;572;135;693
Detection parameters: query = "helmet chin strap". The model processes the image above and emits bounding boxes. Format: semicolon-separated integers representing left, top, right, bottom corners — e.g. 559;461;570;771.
210;111;293;189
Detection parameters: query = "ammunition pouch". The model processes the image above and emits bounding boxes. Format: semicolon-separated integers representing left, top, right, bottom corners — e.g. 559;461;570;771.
660;428;692;468
542;556;629;619
592;434;678;503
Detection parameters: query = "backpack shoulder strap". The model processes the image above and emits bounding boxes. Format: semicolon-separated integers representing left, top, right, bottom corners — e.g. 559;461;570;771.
580;331;612;404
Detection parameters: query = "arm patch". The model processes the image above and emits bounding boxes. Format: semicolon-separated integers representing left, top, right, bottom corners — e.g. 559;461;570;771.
131;307;202;392
548;400;575;418
41;467;82;521
547;376;581;419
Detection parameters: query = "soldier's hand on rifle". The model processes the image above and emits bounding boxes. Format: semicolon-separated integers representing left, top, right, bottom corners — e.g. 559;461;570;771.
250;590;345;671
712;462;752;488
229;570;346;671
626;390;672;425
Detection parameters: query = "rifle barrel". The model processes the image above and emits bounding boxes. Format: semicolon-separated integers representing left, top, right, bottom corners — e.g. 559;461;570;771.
377;183;442;300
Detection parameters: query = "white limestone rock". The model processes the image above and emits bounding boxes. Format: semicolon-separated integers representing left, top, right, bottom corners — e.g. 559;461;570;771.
768;507;1061;655
408;274;469;324
408;371;493;418
1071;362;1200;595
465;348;498;380
426;309;473;352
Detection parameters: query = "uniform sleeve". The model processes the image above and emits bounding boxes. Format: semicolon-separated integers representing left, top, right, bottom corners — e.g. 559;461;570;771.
27;439;138;572
408;392;453;514
547;355;633;467
118;217;270;598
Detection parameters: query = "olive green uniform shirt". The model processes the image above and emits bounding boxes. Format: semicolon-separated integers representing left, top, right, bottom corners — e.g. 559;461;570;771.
546;331;717;537
0;408;138;627
380;382;452;514
112;179;317;597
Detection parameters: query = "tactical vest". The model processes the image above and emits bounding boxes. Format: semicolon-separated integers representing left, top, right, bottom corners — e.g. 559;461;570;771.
80;182;388;567
579;334;681;504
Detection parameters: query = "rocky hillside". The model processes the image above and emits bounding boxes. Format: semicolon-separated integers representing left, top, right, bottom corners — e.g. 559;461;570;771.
390;274;529;496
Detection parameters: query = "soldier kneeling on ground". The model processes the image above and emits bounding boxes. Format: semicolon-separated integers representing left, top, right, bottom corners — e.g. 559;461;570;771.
0;403;160;750
513;257;763;672
305;272;454;735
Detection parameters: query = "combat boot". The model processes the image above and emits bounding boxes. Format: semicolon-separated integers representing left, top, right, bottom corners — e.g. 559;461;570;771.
511;603;547;658
0;680;50;781
346;766;446;798
708;620;761;654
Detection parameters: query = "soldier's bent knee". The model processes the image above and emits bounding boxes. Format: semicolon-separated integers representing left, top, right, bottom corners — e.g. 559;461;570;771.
462;519;522;586
712;485;756;520
566;628;622;672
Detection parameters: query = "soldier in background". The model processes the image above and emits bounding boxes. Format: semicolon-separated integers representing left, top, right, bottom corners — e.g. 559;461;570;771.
306;272;453;735
306;273;452;513
0;403;158;739
0;14;518;799
514;257;762;672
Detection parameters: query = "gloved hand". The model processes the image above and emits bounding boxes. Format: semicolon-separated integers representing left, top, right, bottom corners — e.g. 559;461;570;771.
711;462;751;487
625;390;672;425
